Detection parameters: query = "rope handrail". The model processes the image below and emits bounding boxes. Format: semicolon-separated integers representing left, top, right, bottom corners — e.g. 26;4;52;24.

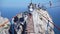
38;12;60;30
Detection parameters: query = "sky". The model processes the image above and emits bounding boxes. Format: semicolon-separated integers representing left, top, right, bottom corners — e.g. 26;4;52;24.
0;0;60;8
0;0;60;34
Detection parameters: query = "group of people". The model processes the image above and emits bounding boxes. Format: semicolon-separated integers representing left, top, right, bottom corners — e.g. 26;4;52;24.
9;13;32;34
9;14;27;34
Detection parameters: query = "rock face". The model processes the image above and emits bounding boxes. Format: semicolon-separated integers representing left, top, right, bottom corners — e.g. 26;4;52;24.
25;10;54;34
24;2;54;34
14;2;54;34
26;13;34;34
0;16;10;34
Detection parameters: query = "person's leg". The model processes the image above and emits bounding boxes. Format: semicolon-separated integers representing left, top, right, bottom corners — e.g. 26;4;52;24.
14;29;17;34
9;29;12;34
22;22;27;34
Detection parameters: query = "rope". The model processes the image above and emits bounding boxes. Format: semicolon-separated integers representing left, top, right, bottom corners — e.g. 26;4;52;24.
39;12;60;30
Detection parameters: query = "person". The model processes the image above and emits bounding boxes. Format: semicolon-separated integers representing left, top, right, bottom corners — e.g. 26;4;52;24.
19;17;27;34
9;16;18;34
14;16;18;23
